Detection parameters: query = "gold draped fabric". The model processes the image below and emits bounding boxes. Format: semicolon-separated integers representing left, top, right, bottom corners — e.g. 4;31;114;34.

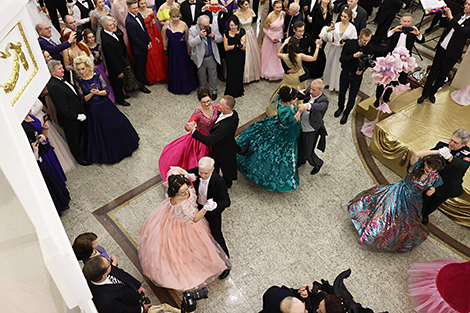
369;86;470;227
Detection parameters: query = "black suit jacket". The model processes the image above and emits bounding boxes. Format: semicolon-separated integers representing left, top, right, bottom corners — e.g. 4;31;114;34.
337;4;367;35
260;286;297;313
438;13;470;60
432;140;470;198
302;92;328;130
180;0;205;27
88;265;142;313
192;111;239;180
125;12;151;56
387;31;425;53
187;167;231;216
374;0;409;24
101;29;127;78
47;76;85;127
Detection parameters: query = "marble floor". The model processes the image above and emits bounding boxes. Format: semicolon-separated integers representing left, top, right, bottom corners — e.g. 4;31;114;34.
60;9;470;313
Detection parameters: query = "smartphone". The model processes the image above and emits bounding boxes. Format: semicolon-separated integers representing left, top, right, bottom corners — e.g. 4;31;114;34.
43;112;50;123
90;83;97;90
401;26;413;33
34;131;39;142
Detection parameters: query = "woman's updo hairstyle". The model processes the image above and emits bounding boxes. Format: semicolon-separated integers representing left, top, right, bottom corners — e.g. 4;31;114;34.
197;87;212;101
167;174;191;197
278;86;298;103
324;295;350;313
411;154;445;179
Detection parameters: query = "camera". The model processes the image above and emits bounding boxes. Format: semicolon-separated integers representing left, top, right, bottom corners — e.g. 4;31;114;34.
358;53;375;72
181;288;208;312
204;26;212;35
139;292;151;306
401;26;413;33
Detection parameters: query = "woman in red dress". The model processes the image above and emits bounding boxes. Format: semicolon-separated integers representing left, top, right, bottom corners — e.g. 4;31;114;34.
138;0;168;84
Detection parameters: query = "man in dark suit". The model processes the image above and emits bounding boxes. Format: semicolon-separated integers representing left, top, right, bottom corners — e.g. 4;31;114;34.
126;0;152;92
337;0;367;35
284;2;304;38
83;256;152;313
47;60;90;165
36;22;76;63
38;0;68;32
298;79;328;175
188;95;240;188
180;0;205;27
418;2;470;104
422;129;470;224
101;16;132;106
188;156;231;279
260;286;306;313
373;0;410;44
374;13;424;106
72;0;95;31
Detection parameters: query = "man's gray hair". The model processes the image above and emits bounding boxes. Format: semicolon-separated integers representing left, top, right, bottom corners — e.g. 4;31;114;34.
47;59;61;72
197;14;209;26
311;78;325;90
100;15;115;26
289;2;300;12
199;157;215;169
453;128;470;144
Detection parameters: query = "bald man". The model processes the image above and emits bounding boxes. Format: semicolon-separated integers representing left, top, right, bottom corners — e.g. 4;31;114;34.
36;22;76;63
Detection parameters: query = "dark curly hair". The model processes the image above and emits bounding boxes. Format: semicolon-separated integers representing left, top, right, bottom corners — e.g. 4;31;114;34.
197;87;211;101
411;154;445;179
278;86;298;103
167;174;191;197
286;36;302;67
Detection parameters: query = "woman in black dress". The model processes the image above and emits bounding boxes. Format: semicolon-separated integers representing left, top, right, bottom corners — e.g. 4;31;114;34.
224;15;247;98
309;0;332;78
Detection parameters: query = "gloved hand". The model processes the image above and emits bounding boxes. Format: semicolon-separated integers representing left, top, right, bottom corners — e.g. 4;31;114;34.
77;114;87;122
438;147;452;160
203;199;218;211
187;173;197;182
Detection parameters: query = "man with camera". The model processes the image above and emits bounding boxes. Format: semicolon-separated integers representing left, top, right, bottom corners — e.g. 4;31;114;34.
188;15;223;100
83;256;152;313
335;28;373;125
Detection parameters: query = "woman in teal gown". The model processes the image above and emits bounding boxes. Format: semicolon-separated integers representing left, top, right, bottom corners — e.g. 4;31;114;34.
237;86;301;192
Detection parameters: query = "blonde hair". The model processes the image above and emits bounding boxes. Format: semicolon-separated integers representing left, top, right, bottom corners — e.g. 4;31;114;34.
74;55;95;73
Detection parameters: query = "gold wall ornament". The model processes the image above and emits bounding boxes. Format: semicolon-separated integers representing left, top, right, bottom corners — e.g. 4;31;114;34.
0;42;29;94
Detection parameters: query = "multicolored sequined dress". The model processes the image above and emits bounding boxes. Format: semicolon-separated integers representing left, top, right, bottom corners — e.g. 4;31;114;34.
348;159;442;252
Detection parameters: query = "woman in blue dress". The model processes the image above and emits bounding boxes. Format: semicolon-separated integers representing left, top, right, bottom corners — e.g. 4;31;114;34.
348;151;446;252
74;55;139;164
237;86;302;192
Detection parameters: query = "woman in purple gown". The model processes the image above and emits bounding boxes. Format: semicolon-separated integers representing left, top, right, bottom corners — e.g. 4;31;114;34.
74;55;139;164
162;8;198;94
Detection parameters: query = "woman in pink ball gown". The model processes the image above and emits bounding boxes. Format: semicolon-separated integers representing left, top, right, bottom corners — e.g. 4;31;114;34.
260;0;285;81
158;88;218;180
139;167;230;291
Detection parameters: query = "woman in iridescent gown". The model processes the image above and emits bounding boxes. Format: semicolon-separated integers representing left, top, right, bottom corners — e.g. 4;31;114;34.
236;86;301;192
348;151;446;252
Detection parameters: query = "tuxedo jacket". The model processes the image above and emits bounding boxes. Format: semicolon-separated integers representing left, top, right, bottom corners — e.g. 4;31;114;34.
337;4;367;35
47;76;85;127
38;37;71;62
187;167;231;215
386;31;425;54
125;12;151;56
101;29;127;78
260;286;297;313
180;0;205;27
374;0;410;25
302;92;328;130
88;265;142;313
437;13;470;60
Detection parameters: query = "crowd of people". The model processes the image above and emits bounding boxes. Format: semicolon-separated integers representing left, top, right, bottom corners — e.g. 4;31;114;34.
25;0;470;311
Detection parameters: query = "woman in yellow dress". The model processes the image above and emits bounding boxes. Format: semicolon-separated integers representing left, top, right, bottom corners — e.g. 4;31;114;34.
157;0;180;27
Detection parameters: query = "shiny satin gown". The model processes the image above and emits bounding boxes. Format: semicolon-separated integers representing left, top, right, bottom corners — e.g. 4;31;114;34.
236;98;301;192
348;160;442;252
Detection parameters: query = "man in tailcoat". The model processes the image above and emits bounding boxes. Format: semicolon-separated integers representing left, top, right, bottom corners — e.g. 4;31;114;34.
188;156;231;279
180;0;205;27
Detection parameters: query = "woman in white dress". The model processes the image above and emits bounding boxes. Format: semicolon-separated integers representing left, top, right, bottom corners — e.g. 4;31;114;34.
319;8;356;92
235;0;261;83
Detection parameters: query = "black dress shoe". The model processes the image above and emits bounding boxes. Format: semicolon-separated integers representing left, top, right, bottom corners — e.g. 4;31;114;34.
417;96;426;104
424;27;433;34
340;114;348;125
139;86;151;93
334;108;343;118
211;93;217;101
117;100;131;106
422;216;429;225
429;94;436;103
310;166;321;175
239;141;250;155
373;99;380;108
219;269;230;279
78;159;92;166
123;94;130;99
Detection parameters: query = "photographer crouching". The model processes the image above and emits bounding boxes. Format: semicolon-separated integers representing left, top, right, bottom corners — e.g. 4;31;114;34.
334;28;374;125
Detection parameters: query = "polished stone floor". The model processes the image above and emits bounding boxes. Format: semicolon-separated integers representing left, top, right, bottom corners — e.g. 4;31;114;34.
60;9;469;313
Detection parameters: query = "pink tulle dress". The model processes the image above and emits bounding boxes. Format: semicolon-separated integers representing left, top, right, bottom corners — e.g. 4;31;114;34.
408;259;470;313
138;171;230;291
261;13;285;81
451;82;470;106
158;103;218;180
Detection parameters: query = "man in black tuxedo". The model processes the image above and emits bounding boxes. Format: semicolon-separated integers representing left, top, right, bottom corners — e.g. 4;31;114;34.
101;16;132;106
83;256;152;313
126;0;152;93
297;79;329;175
260;286;306;313
72;0;95;31
422;129;470;224
373;0;410;44
188;156;231;279
38;0;68;32
337;0;367;35
418;2;470;104
188;95;240;188
374;13;424;106
181;0;205;27
47;60;90;165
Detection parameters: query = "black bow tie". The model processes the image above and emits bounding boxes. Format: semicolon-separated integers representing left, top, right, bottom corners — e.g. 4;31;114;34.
189;2;196;5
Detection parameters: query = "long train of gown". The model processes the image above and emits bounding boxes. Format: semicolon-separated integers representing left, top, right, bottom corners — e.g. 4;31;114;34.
237;99;301;192
158;103;218;180
139;184;230;291
239;13;261;83
451;82;470;106
408;259;470;313
261;13;284;81
348;160;442;252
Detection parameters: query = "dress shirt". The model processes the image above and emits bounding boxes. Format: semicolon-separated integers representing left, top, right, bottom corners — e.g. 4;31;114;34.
386;31;423;48
190;1;197;20
211;11;219;33
440;15;470;50
53;75;77;95
73;0;91;25
91;275;124;286
214;112;233;124
129;12;145;31
349;5;358;19
41;36;57;45
104;29;119;41
306;93;322;110
197;174;212;206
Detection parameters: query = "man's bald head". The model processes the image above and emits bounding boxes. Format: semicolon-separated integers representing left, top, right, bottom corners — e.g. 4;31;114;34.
36;23;52;38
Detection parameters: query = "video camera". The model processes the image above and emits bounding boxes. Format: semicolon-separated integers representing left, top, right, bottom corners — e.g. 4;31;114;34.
181;288;208;312
139;292;151;307
358;53;375;72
